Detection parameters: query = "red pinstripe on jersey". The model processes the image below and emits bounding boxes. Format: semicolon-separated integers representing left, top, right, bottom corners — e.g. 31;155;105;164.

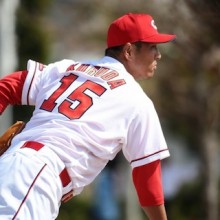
12;164;47;220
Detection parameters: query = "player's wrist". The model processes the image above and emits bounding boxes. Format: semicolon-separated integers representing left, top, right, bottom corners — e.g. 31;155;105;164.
142;204;168;220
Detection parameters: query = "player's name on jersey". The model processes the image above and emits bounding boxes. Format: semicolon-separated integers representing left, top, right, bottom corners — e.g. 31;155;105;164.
66;63;126;90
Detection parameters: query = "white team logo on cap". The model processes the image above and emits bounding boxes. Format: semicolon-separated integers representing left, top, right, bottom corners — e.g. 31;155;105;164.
151;20;157;30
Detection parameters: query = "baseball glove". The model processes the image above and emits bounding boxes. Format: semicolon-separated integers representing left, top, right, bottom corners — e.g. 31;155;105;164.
0;121;25;156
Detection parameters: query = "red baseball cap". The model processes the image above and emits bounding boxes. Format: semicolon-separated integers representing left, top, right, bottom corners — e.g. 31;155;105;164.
107;13;176;48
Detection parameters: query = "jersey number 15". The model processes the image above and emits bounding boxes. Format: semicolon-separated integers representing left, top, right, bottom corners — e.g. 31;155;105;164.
40;74;106;119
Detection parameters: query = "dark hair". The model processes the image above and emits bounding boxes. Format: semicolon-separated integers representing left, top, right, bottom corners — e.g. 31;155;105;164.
105;45;124;58
105;42;143;59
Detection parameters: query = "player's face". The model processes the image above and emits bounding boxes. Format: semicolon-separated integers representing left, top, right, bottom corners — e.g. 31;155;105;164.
125;42;162;80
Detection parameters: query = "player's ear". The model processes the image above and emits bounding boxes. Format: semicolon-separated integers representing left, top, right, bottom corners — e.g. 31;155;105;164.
123;43;135;61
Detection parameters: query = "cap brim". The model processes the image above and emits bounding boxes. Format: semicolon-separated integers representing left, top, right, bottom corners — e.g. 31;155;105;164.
142;34;176;43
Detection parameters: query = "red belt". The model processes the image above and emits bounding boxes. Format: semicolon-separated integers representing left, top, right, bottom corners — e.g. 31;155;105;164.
21;141;73;202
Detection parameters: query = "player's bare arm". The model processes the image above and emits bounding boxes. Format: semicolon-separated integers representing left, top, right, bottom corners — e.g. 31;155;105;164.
143;205;168;220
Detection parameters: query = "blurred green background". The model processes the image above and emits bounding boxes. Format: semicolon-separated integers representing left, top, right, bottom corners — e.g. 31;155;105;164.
0;0;219;219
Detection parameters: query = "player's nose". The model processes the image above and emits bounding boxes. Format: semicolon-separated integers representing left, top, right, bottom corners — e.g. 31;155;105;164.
155;49;161;60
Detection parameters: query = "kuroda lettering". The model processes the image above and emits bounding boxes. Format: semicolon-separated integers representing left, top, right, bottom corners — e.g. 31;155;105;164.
66;63;126;89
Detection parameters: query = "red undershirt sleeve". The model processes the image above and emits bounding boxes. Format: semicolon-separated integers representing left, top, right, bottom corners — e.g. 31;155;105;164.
0;70;28;115
132;160;164;207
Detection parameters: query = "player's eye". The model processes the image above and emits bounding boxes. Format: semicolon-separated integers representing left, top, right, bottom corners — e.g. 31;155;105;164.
150;44;159;52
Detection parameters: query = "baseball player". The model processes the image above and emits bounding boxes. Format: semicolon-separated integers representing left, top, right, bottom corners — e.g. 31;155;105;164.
0;13;176;220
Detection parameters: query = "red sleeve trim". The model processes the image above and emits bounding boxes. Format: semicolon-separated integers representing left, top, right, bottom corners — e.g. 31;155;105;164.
0;70;28;114
130;148;168;164
26;62;37;105
132;160;164;206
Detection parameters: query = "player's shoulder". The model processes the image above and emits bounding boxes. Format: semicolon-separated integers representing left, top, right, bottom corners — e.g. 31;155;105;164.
49;59;77;71
134;91;154;110
26;59;74;73
32;59;80;77
53;59;76;66
121;81;154;112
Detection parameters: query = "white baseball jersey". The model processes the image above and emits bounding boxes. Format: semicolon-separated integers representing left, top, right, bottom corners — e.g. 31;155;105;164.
11;56;169;195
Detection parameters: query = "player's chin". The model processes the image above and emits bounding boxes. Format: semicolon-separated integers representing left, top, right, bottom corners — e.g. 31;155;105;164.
146;70;155;79
138;74;154;81
136;70;155;80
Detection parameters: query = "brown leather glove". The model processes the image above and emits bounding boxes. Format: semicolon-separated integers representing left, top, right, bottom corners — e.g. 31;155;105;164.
0;121;25;156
